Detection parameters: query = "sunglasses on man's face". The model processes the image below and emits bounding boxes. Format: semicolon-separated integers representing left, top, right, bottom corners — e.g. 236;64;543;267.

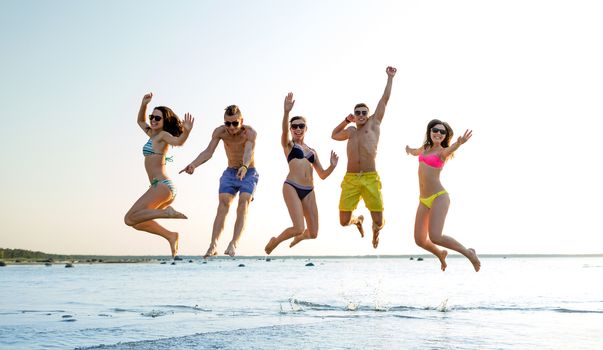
354;110;368;116
224;121;240;127
431;127;447;135
290;123;306;130
149;115;163;122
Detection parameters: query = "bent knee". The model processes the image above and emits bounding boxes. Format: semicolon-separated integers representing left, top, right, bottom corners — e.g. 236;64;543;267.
308;230;318;239
429;235;443;245
415;236;427;247
124;214;135;227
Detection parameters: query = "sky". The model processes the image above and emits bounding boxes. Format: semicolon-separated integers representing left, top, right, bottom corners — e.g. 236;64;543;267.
1;0;602;257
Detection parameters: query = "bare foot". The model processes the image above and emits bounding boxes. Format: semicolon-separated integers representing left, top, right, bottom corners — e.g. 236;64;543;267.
224;242;237;257
165;206;188;219
167;232;179;258
203;246;217;259
265;237;278;255
438;250;448;271
372;220;384;249
467;248;481;272
355;215;365;238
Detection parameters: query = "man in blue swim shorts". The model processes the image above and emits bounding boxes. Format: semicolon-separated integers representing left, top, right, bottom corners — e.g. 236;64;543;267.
181;105;258;258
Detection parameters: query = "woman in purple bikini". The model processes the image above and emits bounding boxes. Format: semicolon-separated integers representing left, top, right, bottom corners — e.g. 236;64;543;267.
264;92;338;254
405;119;480;271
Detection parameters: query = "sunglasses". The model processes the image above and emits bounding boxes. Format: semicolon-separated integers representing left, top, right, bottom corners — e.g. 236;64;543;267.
224;121;240;127
149;115;163;122
431;127;447;135
290;123;306;130
354;110;368;116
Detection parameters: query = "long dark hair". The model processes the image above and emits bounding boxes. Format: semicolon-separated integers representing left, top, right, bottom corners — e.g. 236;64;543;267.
423;119;453;150
154;106;183;137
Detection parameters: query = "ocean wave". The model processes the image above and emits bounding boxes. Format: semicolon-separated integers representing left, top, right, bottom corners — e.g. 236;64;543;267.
279;299;603;315
155;304;211;312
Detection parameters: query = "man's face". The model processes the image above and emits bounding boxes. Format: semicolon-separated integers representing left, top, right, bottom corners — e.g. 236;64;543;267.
353;107;369;125
224;115;243;135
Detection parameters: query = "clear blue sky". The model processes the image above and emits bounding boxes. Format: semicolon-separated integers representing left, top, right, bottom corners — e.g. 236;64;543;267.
1;0;602;256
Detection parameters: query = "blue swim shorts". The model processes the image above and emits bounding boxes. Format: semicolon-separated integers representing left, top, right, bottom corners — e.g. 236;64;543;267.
219;167;259;196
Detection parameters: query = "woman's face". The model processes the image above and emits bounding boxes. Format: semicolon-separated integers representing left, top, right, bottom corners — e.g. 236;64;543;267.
290;120;307;140
149;109;164;131
430;123;447;145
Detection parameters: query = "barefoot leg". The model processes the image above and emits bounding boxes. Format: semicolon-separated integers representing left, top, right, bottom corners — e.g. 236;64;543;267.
370;212;383;249
467;248;481;272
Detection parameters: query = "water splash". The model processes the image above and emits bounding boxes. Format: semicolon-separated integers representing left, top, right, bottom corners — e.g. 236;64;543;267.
437;298;450;312
345;302;359;311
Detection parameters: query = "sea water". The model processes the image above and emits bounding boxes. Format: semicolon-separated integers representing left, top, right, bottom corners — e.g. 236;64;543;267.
1;256;602;349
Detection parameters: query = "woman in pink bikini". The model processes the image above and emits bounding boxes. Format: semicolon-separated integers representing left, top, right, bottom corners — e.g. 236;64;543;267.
405;119;480;271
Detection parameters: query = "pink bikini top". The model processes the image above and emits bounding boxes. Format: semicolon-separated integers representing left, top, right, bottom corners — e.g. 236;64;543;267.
419;152;445;169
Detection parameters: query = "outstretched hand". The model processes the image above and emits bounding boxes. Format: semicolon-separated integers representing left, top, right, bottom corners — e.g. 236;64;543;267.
330;150;339;167
183;113;195;132
386;66;397;77
179;164;195;175
458;129;473;144
405;145;411;155
141;92;153;105
284;92;295;112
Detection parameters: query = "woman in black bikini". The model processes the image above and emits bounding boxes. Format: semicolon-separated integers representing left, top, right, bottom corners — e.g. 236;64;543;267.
264;92;338;254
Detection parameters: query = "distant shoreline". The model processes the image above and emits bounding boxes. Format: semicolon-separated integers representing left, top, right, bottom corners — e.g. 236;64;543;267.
1;253;602;266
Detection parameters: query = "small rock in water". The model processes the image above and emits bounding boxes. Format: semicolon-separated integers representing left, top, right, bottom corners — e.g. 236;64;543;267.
266;257;271;262
160;261;167;264
417;257;423;261
44;262;52;266
62;315;73;318
202;261;207;264
174;256;183;261
305;262;315;267
409;257;414;260
0;261;6;266
188;260;194;263
65;263;74;268
238;264;245;267
171;262;176;265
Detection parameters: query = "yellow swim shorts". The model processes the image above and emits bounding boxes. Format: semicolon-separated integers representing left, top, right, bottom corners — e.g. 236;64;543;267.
339;172;383;212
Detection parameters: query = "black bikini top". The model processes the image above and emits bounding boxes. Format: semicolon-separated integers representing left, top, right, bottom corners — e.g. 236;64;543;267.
287;143;315;163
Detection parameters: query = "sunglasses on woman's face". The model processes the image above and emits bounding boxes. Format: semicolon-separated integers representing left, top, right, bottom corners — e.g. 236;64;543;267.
149;115;163;122
354;110;368;116
431;127;447;135
224;121;240;127
290;123;306;130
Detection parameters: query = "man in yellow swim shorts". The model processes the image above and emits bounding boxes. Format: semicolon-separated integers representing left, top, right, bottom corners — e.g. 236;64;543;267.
331;66;396;249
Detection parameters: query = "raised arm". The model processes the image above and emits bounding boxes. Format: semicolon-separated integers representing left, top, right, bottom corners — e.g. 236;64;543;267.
331;114;354;141
137;93;153;136
441;129;472;159
236;127;257;180
373;66;397;122
158;113;194;146
179;127;222;175
313;150;339;180
405;145;422;157
282;93;295;150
